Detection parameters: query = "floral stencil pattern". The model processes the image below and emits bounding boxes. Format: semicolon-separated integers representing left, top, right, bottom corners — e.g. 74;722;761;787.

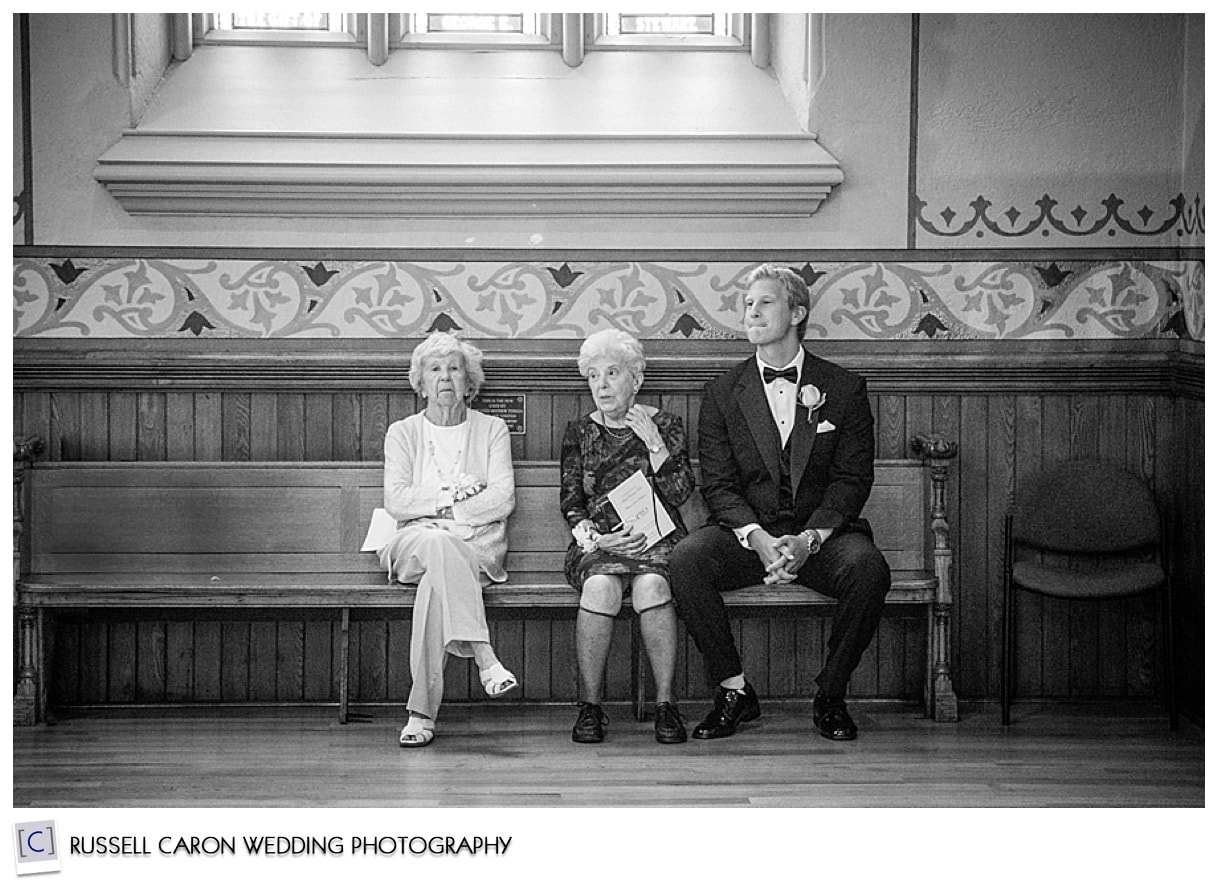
11;256;1204;342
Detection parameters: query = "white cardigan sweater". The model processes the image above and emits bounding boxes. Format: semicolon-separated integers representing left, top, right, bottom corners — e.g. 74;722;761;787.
381;409;516;583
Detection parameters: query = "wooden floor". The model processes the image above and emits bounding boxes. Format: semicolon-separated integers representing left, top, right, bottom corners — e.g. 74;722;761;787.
13;700;1202;808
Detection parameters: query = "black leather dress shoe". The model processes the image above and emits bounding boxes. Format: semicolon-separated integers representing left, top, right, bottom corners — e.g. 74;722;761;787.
812;695;858;741
692;683;761;739
654;701;688;744
572;701;608;743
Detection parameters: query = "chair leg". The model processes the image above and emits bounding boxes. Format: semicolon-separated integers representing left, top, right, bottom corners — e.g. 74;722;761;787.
1161;585;1178;730
1001;581;1014;726
1001;516;1015;726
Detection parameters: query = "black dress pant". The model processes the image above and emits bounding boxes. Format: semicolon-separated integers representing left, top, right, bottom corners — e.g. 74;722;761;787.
669;524;891;698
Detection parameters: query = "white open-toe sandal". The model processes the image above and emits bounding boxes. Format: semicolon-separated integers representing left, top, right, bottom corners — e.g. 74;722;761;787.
479;662;519;698
398;716;435;748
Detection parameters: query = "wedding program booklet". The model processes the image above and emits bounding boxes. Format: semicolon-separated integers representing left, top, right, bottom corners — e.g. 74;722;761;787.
605;469;676;550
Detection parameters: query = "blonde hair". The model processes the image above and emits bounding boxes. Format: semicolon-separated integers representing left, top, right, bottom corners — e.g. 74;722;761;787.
744;264;811;338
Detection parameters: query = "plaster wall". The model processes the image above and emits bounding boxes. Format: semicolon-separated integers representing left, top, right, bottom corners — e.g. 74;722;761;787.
15;13;1202;252
916;14;1196;249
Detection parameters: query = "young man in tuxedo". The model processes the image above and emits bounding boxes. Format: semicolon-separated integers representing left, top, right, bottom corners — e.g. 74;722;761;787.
670;264;890;741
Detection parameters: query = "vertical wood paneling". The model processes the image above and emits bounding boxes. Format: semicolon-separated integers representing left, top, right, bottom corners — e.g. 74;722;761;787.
276;623;305;700
136;621;165;702
165;392;195;460
194;621;222;700
303;619;335;701
769;616;796;696
876;616;904;698
1039;396;1073;697
277;394;306;461
875;395;905;459
30;384;1196;713
109;391;138;461
1096;397;1129;696
165;622;194;701
194;392;222;461
549;617;578;701
80;622;108;701
358;620;388;701
51;621;79;706
137;392;166;461
332;394;360;461
1013;395;1044;696
304;394;334;461
80;392;109;459
49;391;80;461
221;622;250;700
986;396;1016;698
248;621;276;700
523;391;553;460
108;621;136;702
249;392;277;459
956;395;989;697
360;394;389;461
222;392;251;461
386;619;410;701
605;618;632;700
1067;396;1100;697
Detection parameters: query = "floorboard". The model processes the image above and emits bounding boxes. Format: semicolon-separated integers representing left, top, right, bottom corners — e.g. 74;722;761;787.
13;701;1201;808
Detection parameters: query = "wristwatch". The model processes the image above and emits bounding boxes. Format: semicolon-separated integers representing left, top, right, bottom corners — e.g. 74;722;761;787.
799;529;822;556
648;440;663;454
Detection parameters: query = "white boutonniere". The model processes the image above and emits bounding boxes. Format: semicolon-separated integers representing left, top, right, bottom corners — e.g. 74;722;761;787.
799;384;828;423
450;473;486;502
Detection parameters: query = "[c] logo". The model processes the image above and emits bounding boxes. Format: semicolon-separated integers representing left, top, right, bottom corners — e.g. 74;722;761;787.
12;820;61;876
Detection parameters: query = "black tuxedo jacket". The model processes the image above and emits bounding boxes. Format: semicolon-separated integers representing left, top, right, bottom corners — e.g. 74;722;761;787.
697;349;875;536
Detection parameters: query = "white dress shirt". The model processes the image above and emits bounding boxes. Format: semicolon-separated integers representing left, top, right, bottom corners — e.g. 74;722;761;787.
733;350;805;548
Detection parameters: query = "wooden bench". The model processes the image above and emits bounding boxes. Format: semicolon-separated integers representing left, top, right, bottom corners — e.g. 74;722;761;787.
13;437;959;726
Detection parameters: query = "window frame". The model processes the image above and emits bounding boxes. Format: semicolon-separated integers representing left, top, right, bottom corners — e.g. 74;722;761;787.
193;12;365;47
395;12;558;48
587;12;749;51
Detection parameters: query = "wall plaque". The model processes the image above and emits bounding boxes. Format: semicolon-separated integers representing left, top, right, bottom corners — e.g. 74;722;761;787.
475;393;526;435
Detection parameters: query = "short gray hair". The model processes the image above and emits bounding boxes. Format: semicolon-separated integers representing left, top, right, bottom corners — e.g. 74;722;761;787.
744;264;811;338
577;328;645;379
408;332;486;400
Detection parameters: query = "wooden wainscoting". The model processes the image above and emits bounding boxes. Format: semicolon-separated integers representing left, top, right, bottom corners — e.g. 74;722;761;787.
14;339;1203;716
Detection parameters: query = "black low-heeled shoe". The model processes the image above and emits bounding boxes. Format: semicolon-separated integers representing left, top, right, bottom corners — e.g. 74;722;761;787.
654;701;688;744
572;701;608;743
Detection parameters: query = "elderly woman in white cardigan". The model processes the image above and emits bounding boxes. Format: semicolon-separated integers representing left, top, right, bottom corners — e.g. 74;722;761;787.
376;332;517;748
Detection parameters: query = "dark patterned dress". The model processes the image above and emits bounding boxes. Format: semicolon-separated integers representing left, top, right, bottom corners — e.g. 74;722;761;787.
560;409;695;590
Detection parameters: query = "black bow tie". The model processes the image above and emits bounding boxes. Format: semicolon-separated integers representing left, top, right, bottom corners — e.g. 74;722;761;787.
762;366;798;385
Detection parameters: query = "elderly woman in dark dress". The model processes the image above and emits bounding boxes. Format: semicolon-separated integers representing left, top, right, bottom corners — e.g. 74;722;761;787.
560;328;695;745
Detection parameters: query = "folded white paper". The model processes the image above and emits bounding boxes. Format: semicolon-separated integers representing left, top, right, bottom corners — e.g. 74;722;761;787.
361;508;400;552
605;469;676;550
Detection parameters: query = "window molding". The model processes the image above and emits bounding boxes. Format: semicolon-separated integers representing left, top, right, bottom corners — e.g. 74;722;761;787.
94;130;843;219
192;13;363;47
587;13;749;50
396;13;558;48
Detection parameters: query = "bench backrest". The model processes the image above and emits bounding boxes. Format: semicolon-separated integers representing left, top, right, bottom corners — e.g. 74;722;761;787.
25;461;929;577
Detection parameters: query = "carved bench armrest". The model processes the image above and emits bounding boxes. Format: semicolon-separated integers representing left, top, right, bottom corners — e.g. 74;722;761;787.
911;432;959;722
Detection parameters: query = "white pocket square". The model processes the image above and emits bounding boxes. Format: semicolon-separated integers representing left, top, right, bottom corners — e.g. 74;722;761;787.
815;420;836;434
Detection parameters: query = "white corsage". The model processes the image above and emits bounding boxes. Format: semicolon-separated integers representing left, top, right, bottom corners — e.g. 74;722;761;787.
572;520;601;554
449;473;486;502
799;384;828;423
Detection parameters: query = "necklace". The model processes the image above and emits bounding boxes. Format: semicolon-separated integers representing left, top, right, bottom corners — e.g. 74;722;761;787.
425;420;468;486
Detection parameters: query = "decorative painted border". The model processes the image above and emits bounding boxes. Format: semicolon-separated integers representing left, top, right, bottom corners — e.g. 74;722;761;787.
12;256;1204;342
915;192;1204;241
